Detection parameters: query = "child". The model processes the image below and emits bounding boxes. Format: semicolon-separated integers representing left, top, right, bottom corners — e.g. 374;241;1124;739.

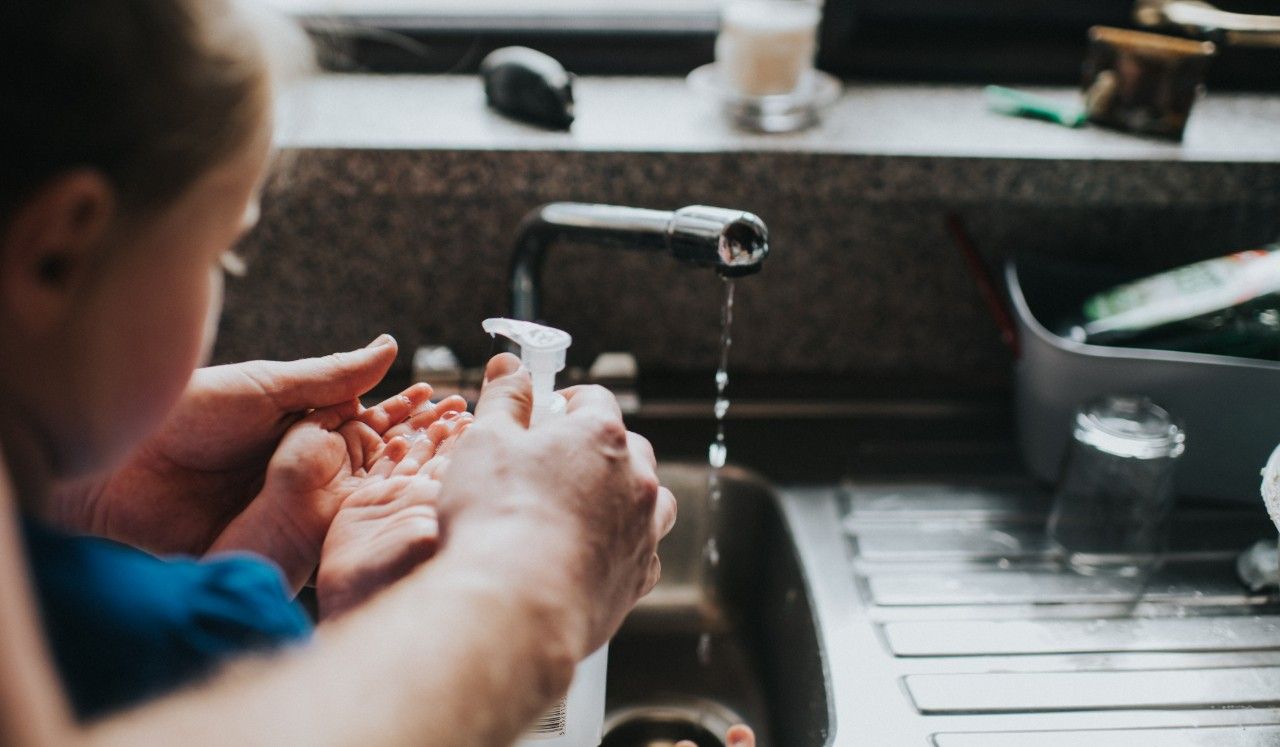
3;0;480;715
0;1;673;744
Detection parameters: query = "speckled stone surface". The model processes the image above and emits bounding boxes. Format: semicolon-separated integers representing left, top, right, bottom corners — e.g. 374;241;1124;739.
213;80;1280;394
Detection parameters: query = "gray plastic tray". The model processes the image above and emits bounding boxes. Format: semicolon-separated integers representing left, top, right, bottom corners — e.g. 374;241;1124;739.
1008;258;1280;504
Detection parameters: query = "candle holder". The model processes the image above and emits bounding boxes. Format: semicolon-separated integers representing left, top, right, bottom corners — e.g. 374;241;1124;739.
687;63;840;133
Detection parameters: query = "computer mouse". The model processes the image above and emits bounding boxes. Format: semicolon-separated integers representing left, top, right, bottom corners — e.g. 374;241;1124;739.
480;46;575;130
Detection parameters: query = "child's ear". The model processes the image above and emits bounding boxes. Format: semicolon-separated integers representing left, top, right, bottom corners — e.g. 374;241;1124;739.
0;170;115;336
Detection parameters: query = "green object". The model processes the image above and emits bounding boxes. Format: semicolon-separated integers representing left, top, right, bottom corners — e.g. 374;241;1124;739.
984;85;1087;128
1063;245;1280;360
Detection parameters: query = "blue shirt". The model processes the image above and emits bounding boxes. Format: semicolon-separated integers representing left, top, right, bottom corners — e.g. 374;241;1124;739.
23;517;312;719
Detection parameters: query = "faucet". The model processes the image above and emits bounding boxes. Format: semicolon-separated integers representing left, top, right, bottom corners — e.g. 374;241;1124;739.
509;202;769;321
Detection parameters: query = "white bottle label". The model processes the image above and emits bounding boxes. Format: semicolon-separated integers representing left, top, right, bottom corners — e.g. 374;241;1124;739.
515;643;608;747
525;697;568;739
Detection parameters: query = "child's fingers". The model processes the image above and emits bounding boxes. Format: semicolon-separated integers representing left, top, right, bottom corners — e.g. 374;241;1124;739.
299;398;361;431
382;401;435;442
435;414;474;455
385;409;475;478
337;419;387;471
424;454;450;480
383;394;468;441
358;383;433;434
425;409;472;446
369;436;411;477
726;725;755;747
407;395;468;431
391;431;438;476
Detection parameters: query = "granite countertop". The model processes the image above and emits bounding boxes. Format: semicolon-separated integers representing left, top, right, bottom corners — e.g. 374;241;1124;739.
278;74;1280;162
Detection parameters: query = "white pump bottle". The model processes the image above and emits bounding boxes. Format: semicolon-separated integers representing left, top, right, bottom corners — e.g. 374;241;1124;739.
482;318;609;747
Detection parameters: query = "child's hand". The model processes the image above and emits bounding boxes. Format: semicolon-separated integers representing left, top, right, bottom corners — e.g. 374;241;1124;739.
677;724;754;747
208;386;468;592
316;416;473;619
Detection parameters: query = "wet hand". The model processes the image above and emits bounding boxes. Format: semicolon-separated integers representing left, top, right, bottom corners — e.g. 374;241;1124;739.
317;405;474;618
210;383;469;592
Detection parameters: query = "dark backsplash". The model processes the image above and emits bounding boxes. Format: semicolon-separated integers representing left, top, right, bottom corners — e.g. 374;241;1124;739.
214;148;1280;396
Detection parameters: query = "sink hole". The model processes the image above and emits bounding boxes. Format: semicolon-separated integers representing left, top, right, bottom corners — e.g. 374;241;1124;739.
602;700;742;747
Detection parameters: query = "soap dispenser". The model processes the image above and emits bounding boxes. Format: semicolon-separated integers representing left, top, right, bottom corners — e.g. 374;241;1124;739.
482;318;609;747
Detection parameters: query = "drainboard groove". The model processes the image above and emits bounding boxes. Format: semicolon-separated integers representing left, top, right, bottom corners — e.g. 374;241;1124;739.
845;514;1270;563
865;564;1256;607
905;667;1280;714
882;617;1280;657
932;725;1280;746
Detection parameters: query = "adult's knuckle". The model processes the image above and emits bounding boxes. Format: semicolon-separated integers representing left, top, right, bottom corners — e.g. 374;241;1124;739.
570;410;623;447
640;555;662;596
634;472;660;506
581;384;615;401
627;430;654;454
593;415;628;448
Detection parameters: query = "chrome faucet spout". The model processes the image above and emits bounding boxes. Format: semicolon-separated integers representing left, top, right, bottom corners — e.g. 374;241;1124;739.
509;202;769;321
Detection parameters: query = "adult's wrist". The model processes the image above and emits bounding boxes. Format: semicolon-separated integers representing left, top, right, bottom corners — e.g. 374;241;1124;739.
434;515;593;663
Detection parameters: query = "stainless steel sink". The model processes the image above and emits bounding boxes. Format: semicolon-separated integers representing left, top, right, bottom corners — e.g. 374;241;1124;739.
597;454;1280;745
793;477;1280;745
604;463;833;747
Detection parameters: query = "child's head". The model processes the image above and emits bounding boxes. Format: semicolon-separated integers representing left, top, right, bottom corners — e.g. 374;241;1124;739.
0;1;310;477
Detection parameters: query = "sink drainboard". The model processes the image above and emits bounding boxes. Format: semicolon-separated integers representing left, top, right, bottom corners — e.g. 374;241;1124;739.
839;480;1280;745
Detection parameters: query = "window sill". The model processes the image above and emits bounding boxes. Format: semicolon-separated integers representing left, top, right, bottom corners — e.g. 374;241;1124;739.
279;74;1280;163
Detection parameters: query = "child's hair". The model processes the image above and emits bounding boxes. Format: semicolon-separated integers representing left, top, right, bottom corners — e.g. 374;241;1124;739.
0;1;312;221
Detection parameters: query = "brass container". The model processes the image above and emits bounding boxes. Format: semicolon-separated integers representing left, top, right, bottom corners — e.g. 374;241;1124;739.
1082;26;1216;140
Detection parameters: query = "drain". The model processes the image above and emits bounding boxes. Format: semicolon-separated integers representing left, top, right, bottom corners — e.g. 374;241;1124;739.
602;699;744;747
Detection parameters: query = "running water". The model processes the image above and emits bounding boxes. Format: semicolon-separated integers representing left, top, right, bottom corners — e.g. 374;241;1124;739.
707;278;734;541
700;279;735;668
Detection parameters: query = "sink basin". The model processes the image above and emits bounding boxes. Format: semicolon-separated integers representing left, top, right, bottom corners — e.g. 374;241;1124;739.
604;463;832;747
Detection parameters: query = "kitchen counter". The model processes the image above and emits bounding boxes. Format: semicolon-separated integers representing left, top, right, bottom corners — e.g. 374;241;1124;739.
281;75;1280;164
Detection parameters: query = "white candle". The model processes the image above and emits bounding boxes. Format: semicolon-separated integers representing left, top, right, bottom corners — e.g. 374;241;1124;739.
716;0;821;97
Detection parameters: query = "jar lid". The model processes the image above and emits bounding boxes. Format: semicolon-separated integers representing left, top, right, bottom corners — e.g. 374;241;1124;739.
1074;394;1186;460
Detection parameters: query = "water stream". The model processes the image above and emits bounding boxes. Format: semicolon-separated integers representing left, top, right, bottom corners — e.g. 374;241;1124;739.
700;278;735;666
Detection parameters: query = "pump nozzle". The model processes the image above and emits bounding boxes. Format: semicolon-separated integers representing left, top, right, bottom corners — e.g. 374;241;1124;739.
482;318;572;415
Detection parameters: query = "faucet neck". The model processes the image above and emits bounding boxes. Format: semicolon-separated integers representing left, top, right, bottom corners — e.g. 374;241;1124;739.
509;202;768;321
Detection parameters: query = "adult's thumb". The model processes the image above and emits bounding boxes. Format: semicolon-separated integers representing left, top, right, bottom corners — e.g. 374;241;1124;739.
258;333;398;411
473;353;533;428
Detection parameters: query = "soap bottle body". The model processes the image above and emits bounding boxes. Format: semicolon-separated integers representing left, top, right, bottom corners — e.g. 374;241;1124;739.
481;318;608;746
515;395;608;746
517;644;608;746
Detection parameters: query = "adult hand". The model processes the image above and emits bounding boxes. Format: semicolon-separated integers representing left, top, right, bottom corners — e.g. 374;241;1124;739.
434;354;677;659
47;335;400;555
